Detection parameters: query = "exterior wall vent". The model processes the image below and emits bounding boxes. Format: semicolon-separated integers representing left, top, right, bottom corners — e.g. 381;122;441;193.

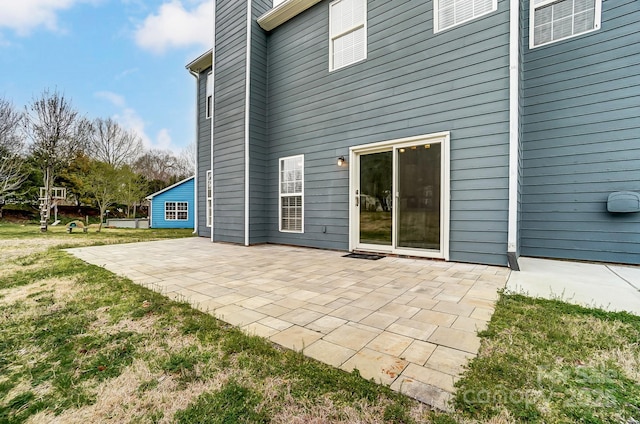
607;191;640;213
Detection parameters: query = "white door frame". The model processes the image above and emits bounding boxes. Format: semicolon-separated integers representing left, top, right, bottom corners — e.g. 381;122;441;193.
348;132;450;260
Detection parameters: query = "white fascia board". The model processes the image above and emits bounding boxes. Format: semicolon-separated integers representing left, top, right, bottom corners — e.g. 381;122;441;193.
185;49;213;73
258;0;323;31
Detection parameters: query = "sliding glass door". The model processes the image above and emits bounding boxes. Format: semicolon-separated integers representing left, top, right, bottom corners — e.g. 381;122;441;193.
351;134;448;259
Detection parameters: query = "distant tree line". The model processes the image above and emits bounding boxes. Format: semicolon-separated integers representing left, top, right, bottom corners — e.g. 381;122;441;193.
0;90;195;230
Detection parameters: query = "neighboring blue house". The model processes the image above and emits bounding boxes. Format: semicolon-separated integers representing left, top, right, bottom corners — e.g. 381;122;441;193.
146;176;195;229
186;0;639;268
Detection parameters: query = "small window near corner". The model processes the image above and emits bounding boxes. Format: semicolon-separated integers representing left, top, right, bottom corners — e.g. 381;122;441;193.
279;155;304;233
273;0;286;6
329;0;367;71
435;0;497;32
206;170;212;227
206;72;213;119
530;0;601;48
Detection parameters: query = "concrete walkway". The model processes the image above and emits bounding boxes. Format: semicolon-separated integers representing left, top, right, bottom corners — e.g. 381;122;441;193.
507;257;640;315
67;238;508;410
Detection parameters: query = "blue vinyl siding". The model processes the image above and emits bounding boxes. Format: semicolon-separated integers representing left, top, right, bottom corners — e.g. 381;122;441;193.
520;0;640;264
265;0;511;265
149;178;195;229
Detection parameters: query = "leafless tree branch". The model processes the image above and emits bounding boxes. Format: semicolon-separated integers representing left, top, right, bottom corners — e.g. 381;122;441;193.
88;117;143;167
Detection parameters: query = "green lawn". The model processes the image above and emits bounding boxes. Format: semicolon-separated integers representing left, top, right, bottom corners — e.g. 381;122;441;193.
0;222;638;423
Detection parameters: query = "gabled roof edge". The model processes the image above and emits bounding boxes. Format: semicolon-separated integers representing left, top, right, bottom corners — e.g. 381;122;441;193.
146;176;195;200
185;49;213;73
258;0;323;31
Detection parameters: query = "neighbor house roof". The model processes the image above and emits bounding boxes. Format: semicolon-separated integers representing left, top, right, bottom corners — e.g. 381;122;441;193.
258;0;323;31
145;176;194;200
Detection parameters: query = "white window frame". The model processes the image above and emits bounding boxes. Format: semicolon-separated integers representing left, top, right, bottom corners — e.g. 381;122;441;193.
278;155;304;233
329;0;367;72
206;170;212;228
165;201;189;221
206;72;213;119
434;0;498;33
529;0;601;48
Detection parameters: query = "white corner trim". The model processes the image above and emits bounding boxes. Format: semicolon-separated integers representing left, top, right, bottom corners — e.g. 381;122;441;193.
507;0;519;255
244;0;252;247
258;0;323;31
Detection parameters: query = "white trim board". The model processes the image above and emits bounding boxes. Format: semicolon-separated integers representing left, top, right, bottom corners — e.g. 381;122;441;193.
244;0;252;246
507;0;520;269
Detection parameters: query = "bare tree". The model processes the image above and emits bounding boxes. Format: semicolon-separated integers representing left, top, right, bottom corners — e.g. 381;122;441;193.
25;89;90;230
176;142;196;177
88;117;143;167
0;98;27;217
0;98;23;147
133;148;180;183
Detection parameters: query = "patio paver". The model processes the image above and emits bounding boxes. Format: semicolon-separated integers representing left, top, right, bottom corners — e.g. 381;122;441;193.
67;238;509;410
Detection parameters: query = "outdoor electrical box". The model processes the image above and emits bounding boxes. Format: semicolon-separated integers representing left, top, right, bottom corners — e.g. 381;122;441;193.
607;191;640;213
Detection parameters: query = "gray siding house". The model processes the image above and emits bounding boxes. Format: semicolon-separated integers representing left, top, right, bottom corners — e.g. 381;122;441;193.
186;0;639;268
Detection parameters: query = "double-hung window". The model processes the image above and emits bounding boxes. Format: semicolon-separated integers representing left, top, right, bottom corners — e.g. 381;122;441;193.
206;170;212;227
434;0;497;32
206;72;213;119
166;202;188;221
279;155;304;233
329;0;366;71
530;0;601;48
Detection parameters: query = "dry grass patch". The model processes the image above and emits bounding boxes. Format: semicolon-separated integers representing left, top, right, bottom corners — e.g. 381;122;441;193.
454;293;640;423
1;227;422;424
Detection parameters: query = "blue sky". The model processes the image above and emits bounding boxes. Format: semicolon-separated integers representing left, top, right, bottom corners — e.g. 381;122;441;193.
0;0;213;154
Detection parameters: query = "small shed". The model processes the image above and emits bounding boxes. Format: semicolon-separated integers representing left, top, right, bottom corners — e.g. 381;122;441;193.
146;176;195;229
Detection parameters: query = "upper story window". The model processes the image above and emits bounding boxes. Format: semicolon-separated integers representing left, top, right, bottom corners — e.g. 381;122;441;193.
530;0;601;48
329;0;367;71
435;0;497;32
279;155;304;233
206;72;213;119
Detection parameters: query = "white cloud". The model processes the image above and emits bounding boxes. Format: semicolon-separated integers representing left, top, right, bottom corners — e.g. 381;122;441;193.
95;91;126;108
0;0;84;36
156;129;172;150
134;0;212;54
95;90;175;152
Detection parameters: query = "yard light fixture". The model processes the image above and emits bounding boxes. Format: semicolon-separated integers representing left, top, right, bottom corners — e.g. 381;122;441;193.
337;156;346;167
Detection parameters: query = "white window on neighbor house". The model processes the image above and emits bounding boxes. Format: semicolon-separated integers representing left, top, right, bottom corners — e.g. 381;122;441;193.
434;0;497;32
206;72;213;119
279;155;304;233
206;170;212;227
530;0;601;48
166;202;188;220
273;0;286;7
329;0;367;71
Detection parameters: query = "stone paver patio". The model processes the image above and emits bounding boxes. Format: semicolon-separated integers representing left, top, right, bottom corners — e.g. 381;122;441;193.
67;237;508;410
